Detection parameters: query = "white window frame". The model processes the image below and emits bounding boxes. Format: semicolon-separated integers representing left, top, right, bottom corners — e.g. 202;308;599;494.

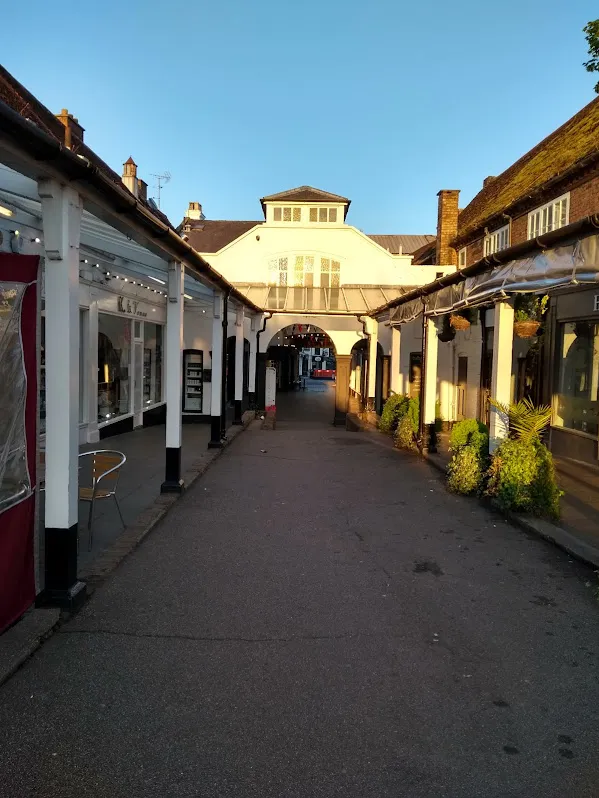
527;193;570;239
458;248;467;267
483;224;510;257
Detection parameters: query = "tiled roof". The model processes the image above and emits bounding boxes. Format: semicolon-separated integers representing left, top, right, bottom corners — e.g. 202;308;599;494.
261;185;350;204
456;96;599;242
367;234;435;255
182;220;263;253
260;185;351;219
410;239;437;265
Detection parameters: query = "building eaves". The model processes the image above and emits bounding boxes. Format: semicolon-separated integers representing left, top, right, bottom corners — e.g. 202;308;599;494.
369;214;599;318
183;220;263;253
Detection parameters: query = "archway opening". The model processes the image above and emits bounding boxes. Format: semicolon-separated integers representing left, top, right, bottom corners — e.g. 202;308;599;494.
265;324;338;424
350;338;385;414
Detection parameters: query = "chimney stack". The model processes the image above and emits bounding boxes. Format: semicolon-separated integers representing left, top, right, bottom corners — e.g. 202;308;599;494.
122;157;138;198
187;201;205;221
56;108;85;150
483;176;496;188
435;189;460;266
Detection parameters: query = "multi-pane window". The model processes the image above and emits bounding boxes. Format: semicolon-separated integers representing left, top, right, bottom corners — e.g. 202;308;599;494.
309;207;338;223
528;194;569;239
294;255;314;286
320;257;341;287
483;224;510;256
273;207;302;222
268;257;288;285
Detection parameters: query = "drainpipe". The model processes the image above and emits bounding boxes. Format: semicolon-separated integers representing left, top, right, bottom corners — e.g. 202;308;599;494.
255;312;273;408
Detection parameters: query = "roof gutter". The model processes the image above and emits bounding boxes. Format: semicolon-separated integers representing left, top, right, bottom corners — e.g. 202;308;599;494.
0;98;262;314
368;214;599;318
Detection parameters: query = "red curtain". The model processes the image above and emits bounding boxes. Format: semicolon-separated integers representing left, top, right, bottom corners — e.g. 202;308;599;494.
0;254;39;633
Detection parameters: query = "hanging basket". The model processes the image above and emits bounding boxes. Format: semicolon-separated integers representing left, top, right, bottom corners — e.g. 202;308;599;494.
449;314;471;331
513;320;541;339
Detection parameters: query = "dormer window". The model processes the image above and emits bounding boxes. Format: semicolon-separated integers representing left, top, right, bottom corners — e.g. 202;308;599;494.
309;207;337;223
273;206;302;222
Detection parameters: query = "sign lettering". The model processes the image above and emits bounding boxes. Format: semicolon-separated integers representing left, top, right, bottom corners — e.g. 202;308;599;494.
117;296;148;317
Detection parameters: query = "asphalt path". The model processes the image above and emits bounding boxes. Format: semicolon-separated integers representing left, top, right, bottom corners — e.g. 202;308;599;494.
1;381;599;797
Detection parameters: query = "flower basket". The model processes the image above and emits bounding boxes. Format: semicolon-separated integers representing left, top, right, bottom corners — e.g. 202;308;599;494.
449;313;471;331
513;320;540;339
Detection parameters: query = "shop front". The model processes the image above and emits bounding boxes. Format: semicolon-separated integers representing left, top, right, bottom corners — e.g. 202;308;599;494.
40;275;167;444
549;286;599;464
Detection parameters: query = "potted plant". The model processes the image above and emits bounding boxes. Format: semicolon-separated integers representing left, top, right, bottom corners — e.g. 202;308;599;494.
449;307;474;331
513;294;548;338
437;315;456;343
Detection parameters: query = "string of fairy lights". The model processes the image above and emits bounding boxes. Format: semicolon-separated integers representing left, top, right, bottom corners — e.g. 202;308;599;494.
80;258;168;296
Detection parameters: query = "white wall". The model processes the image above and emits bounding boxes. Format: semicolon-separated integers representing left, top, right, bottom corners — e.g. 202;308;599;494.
262;313;366;355
199;222;450;289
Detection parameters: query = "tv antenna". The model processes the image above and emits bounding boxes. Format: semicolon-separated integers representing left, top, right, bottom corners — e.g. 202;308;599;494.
150;171;171;209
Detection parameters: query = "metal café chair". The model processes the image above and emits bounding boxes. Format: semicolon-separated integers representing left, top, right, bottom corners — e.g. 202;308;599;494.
78;450;126;551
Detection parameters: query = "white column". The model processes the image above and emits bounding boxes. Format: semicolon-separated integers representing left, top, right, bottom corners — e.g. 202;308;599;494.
423;317;439;426
39;179;85;604
233;306;244;423
367;317;378;407
390;325;402;395
161;261;184;492
208;291;224;447
249;314;258;395
489;301;514;452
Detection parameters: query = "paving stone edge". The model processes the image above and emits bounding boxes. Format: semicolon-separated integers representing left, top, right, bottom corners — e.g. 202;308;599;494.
0;413;256;688
347;412;599;570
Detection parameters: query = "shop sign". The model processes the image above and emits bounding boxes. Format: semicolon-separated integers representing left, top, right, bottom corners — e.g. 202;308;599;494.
117;296;148;317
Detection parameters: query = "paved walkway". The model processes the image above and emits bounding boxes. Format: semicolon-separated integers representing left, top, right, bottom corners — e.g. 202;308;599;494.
2;382;599;796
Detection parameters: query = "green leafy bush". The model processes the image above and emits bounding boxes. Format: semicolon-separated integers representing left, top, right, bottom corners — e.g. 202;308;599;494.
379;393;409;434
394;414;416;450
449;418;489;453
406;396;420;434
447;445;485;495
485;438;561;519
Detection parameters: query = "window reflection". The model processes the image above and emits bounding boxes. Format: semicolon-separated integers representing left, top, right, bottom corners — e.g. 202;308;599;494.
98;314;131;422
555;321;599;436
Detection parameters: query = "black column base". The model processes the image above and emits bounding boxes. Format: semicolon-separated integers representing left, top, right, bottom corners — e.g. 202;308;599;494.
41;523;85;610
36;580;87;611
333;412;347;426
248;392;256;410
232;399;243;425
208;416;225;448
161;446;184;494
425;423;438;453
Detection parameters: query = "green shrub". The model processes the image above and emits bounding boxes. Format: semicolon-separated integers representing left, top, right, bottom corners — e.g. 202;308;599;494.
394;414;416;450
447;445;485;495
449;418;489;454
379;393;409;434
489;397;551;443
406;396;420;434
485;438;561;520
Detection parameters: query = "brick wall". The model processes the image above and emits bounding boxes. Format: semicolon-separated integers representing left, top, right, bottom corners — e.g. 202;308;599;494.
436;190;459;266
569;174;599;222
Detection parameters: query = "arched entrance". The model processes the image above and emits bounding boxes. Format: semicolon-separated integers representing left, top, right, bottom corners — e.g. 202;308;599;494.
263;323;351;424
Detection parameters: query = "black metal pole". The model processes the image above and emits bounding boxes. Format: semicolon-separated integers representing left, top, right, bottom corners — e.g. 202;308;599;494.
418;301;427;450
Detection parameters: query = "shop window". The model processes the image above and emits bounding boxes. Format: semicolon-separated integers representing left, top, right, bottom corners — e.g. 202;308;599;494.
554;321;599;436
97;314;131;423
143;322;163;406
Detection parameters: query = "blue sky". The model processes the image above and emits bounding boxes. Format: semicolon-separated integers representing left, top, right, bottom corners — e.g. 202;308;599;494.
4;1;598;234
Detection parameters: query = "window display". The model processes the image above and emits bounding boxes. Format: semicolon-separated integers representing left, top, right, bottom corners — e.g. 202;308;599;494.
143;322;163;406
98;314;131;422
554;321;599;436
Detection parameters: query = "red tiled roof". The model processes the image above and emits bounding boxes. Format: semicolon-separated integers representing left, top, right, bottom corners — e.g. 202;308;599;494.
455;96;599;243
183;220;263;253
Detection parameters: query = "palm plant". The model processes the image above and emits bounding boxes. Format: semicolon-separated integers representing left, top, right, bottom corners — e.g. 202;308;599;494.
489;397;552;443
